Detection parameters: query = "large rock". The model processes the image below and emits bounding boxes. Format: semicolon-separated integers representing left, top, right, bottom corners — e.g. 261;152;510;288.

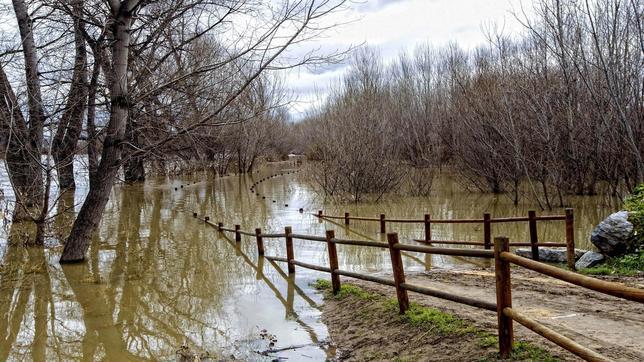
590;211;634;257
515;248;585;263
575;251;605;270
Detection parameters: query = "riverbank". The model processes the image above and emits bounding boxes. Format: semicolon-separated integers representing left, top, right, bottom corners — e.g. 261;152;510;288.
315;269;644;361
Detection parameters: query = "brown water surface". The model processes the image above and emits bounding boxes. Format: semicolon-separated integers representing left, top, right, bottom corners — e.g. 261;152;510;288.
0;162;620;360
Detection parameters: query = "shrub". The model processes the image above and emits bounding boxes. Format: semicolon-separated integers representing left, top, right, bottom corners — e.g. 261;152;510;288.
624;184;644;250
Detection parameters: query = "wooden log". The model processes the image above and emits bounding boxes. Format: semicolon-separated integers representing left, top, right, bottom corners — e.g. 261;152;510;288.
424;214;432;242
483;213;491;250
393;243;494;258
380;214;386;233
285;226;295;274
326;230;340;294
332;238;389;248
235;224;241;242
565;208;576;271
500;252;644;303
503;308;609;362
290;260;331;273
255;228;264;256
401;283;496;311
290;233;327;242
413;239;486;246
528;210;539;261
344;212;350;225
494;237;513;359
387;233;409;314
335;269;395;286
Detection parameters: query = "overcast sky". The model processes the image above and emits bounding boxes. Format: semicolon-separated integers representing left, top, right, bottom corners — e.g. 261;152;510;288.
284;0;531;120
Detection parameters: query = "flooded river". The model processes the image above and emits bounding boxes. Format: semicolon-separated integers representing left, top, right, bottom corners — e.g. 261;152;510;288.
0;161;621;360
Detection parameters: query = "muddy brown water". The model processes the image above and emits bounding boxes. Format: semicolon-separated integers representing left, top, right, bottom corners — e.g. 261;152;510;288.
0;161;621;360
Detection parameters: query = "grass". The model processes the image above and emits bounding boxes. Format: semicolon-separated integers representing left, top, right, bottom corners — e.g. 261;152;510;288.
312;279;374;300
313;278;558;361
579;250;643;276
384;299;478;335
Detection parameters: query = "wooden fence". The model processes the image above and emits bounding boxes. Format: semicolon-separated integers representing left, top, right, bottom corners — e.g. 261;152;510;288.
193;213;644;361
316;209;576;270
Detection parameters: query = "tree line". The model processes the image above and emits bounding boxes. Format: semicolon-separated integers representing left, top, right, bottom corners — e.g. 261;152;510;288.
297;0;643;207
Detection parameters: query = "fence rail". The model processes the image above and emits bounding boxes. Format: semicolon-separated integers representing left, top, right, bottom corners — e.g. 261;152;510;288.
315;209;576;270
194;213;642;361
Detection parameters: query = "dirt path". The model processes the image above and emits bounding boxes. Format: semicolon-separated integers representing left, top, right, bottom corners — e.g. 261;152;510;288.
321;268;644;361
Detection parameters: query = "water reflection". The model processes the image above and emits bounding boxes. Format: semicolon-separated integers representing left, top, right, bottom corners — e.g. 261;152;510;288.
0;162;620;360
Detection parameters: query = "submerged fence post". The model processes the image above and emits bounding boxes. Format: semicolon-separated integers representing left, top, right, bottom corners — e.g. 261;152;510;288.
326;230;340;294
255;228;264;256
424;214;432;243
285;226;295;274
235;224;241;242
565;209;576;271
494;236;513;359
483;213;491;250
528;211;539;261
380;214;386;234
387;233;409;314
344;212;350;225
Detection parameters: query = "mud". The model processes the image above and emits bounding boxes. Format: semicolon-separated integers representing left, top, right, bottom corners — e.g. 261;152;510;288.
321;269;644;361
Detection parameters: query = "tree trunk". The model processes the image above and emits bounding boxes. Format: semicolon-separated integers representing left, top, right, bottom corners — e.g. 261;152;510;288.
4;0;45;222
86;50;102;182
52;0;88;190
60;4;134;263
124;119;145;182
124;157;145;182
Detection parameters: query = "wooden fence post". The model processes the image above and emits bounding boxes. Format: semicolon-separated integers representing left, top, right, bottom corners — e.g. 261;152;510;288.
217;222;223;231
565;209;576;271
494;236;513;359
255;228;264;255
193;212;197;217
424;214;432;243
387;233;409;314
285;226;295;274
344;212;350;225
483;213;491;250
326;230;340;294
204;216;210;222
235;224;241;242
318;210;323;218
380;214;386;233
528;210;539;261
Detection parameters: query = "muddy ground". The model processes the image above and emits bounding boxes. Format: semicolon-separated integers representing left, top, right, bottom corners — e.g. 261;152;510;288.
320;268;644;361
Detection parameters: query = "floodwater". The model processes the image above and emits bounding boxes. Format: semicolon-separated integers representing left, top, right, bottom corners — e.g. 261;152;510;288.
0;161;621;360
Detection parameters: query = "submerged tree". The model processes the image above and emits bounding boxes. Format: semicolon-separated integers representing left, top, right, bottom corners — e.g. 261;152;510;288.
56;0;350;262
299;0;642;206
0;0;349;260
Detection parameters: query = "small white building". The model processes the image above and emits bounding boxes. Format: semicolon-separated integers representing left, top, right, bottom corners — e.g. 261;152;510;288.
287;153;306;165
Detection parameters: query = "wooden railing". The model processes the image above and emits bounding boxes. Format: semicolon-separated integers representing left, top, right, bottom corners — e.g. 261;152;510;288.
194;213;644;362
316;209;576;270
